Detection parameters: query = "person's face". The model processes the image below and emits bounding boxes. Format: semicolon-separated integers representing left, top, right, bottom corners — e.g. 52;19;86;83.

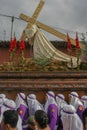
1;119;10;130
29;124;38;130
33;120;39;130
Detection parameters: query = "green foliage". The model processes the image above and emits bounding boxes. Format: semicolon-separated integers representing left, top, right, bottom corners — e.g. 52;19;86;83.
33;57;51;68
33;46;54;68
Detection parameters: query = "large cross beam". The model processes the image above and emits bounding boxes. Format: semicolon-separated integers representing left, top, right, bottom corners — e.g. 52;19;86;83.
20;0;45;41
20;0;84;49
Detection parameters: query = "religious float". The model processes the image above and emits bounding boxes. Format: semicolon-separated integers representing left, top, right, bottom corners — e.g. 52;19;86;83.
0;0;87;103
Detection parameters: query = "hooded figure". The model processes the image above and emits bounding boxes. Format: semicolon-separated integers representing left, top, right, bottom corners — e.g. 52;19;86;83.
44;91;58;130
2;98;22;130
61;104;83;130
69;91;84;120
56;94;67;115
56;94;67;130
81;95;87;109
27;94;43;116
15;93;29;130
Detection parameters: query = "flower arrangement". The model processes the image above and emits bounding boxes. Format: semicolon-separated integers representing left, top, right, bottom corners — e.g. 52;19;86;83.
9;37;17;62
19;40;25;63
75;32;81;67
67;33;73;68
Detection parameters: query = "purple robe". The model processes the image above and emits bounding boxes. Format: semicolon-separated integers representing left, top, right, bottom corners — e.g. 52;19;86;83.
47;104;58;130
77;105;84;120
17;104;29;130
57;115;63;130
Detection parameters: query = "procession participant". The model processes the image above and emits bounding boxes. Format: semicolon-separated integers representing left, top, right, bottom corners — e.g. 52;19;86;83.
0;98;10;130
61;104;83;130
34;110;50;130
56;94;67;130
2;98;22;130
56;94;67;115
44;91;58;130
27;94;43;116
81;95;87;110
0;94;6;100
27;115;38;130
0;98;5;130
1;110;18;130
0;94;7;104
69;91;84;120
15;93;29;130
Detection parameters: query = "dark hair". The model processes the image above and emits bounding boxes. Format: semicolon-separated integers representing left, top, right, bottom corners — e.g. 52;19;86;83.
3;110;18;128
34;110;48;129
27;115;35;126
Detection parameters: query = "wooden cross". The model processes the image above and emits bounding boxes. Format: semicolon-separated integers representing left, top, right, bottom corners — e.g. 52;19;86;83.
19;0;84;49
20;0;45;41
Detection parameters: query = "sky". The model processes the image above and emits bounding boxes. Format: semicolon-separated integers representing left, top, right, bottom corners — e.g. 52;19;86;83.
0;0;87;41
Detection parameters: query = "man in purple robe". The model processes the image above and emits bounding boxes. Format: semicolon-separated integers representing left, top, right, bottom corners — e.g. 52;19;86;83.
56;94;67;130
15;93;29;130
81;95;87;110
44;91;58;130
69;91;84;120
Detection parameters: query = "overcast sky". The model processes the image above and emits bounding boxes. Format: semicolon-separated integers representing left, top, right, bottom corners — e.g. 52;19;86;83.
0;0;87;41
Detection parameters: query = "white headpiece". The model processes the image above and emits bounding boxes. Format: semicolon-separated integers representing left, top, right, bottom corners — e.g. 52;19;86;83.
70;92;79;97
56;94;65;105
28;94;36;100
3;99;16;111
0;95;6;123
15;93;27;109
69;92;79;108
81;95;87;108
27;94;43;116
1;99;16;119
0;94;6;103
61;104;83;130
56;94;67;115
19;93;25;100
0;99;3;106
44;91;57;113
0;94;6;99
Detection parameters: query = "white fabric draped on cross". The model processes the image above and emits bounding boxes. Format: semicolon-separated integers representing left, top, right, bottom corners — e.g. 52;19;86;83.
25;24;81;68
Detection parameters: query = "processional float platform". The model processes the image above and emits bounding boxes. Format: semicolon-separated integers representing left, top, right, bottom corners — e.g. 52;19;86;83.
0;72;87;103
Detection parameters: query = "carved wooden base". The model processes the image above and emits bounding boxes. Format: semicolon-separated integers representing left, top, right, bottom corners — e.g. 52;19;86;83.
0;72;87;103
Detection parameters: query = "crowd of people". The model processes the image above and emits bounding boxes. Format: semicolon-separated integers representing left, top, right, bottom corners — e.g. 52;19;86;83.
0;91;87;130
